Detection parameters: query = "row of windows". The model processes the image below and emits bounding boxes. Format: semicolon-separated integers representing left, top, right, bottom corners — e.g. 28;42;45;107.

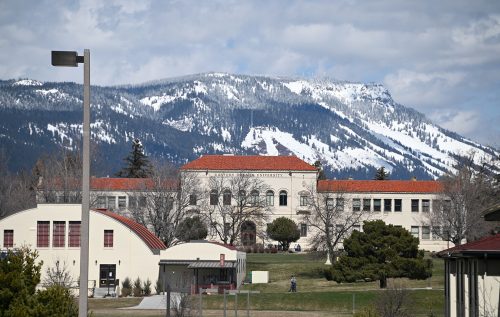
208;190;289;207
96;195;148;210
410;226;447;240
323;198;438;213
34;221;113;248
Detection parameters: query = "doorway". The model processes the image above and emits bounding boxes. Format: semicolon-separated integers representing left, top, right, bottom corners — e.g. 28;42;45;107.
99;264;116;288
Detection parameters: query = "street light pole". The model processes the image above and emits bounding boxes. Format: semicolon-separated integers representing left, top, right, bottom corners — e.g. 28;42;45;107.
51;49;91;317
80;48;91;317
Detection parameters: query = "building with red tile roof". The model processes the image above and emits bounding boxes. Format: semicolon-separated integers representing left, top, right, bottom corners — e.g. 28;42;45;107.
180;155;318;171
317;179;443;193
438;233;500;316
0;204;167;296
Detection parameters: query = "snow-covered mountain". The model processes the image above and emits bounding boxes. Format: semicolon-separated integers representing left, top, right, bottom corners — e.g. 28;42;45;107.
0;73;498;179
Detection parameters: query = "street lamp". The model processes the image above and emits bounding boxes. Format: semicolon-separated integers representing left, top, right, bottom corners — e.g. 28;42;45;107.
51;50;90;317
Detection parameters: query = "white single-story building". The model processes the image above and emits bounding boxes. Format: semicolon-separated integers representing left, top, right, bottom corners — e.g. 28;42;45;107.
0;204;166;294
438;234;500;317
159;241;247;294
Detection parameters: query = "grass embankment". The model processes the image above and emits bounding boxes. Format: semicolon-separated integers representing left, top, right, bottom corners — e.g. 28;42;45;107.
89;252;445;316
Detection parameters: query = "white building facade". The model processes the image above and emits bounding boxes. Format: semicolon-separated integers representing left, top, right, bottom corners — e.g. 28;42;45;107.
0;204;166;294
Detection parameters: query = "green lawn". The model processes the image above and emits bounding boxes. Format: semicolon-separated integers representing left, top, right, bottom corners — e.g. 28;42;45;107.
89;252;445;316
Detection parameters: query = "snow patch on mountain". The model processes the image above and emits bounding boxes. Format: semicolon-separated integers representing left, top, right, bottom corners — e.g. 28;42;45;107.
163;117;194;132
13;79;43;86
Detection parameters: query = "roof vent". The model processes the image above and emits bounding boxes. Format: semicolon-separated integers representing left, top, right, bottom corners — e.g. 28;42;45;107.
411;176;417;181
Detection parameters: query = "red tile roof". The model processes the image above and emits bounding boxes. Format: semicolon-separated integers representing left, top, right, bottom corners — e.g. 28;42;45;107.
180;155;317;172
90;178;179;191
317;180;443;193
94;209;166;250
438;234;500;257
39;177;179;191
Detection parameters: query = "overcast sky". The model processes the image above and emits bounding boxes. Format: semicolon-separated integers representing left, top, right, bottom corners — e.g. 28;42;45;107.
1;0;499;147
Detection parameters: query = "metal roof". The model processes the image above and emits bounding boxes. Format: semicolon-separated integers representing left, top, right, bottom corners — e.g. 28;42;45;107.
187;261;237;269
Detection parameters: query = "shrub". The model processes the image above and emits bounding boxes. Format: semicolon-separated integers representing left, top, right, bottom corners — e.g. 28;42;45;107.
133;277;143;297
35;284;78;317
155;279;163;295
143;278;152;296
121;277;132;297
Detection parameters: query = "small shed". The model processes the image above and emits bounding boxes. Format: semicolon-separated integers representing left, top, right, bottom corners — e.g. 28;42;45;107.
159;241;246;294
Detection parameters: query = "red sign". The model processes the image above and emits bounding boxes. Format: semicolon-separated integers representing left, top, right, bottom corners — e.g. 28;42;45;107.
220;254;225;267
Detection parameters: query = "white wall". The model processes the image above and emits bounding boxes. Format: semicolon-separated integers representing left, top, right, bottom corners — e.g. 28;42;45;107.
0;204;162;290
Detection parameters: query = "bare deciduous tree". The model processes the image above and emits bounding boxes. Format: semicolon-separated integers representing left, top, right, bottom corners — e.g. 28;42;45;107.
0;150;35;218
128;165;202;247
375;282;413;317
426;153;499;245
43;260;75;288
201;173;271;245
303;186;370;263
33;149;82;204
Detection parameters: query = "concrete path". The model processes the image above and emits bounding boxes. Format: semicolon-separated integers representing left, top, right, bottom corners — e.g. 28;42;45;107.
124;294;182;310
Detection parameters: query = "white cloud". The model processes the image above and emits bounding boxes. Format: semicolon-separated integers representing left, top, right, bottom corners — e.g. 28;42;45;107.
432;110;480;136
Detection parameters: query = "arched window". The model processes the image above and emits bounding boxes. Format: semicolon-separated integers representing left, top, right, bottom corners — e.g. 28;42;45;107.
237;190;246;205
266;190;274;206
250;190;259;206
223;189;232;206
279;190;288;206
210;190;218;206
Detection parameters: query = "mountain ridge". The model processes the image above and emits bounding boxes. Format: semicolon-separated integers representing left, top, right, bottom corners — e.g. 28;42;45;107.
0;72;498;179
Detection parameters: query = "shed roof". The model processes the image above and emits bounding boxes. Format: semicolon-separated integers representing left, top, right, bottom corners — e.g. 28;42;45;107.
180;155;317;172
94;209;166;251
438;234;500;258
317;180;442;193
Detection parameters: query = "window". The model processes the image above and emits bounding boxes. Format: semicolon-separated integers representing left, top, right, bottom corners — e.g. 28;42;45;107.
300;195;308;206
411;199;419;212
373;199;381;212
352;199;361;212
411;226;419;239
352;225;361;232
138;196;147;208
422;226;430;240
300;224;307;237
223;190;232;206
336;225;344;234
422;200;430;212
394;199;402;212
68;221;81;247
250;190;259;206
97;196;106;208
279;190;287;206
363;199;371;212
3;230;13;248
224;223;231;237
189;194;197;205
210;190;218;206
337;198;344;211
104;230;113;248
52;221;65;248
107;196;116;210
37;221;50;247
266;190;274;206
118;196;127;209
326;198;334;210
166;197;174;210
384;199;392;212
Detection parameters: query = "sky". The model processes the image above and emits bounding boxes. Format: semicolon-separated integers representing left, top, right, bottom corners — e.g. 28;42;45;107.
1;0;499;147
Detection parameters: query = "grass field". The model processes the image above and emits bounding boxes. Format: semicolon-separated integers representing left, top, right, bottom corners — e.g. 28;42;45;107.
89;252;445;316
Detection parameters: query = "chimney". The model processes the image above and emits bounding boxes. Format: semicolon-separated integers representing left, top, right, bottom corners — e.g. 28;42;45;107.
411;176;417;181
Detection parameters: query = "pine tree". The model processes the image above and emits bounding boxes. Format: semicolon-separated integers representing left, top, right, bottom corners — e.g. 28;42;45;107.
374;167;390;180
116;138;152;178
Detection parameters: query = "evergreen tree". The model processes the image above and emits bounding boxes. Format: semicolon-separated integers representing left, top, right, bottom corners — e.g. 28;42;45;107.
266;217;300;251
374;167;390;180
175;216;208;242
116;138;153;178
313;160;326;180
326;220;432;288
